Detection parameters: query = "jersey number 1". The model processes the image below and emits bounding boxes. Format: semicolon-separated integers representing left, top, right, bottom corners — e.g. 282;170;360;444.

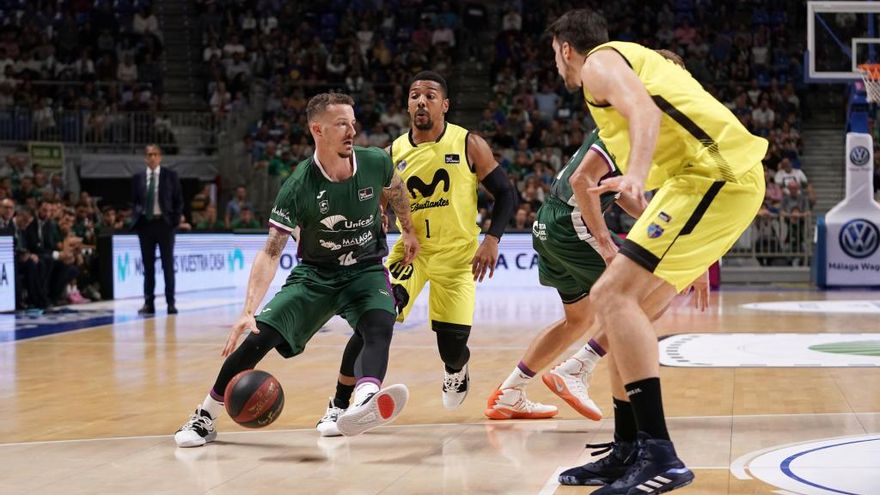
425;219;431;238
338;252;356;266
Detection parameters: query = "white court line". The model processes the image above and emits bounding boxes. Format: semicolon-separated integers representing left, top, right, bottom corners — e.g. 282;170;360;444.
537;466;563;495
2;411;875;448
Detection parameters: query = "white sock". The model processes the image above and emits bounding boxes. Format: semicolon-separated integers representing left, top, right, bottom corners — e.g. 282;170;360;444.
200;394;224;419
558;344;602;374
500;367;533;390
353;381;380;405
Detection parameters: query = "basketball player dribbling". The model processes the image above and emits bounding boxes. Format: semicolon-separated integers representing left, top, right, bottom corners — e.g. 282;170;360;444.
174;92;419;447
548;9;767;494
314;71;519;436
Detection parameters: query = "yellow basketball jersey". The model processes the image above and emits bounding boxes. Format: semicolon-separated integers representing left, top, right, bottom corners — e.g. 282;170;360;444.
390;122;479;251
584;41;768;189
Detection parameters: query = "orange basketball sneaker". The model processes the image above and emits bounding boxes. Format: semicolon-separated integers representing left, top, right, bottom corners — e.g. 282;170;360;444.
484;386;558;420
542;363;603;421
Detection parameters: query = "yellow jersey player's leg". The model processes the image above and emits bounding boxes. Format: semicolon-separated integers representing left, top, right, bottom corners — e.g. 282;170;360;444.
548;9;767;494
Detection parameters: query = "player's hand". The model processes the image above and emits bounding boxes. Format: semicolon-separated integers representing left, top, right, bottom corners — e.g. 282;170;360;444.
682;270;710;312
590;174;647;209
223;313;258;357
472;235;499;282
399;230;419;266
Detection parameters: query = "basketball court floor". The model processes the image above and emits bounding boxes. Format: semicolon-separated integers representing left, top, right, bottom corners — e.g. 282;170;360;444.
1;286;879;494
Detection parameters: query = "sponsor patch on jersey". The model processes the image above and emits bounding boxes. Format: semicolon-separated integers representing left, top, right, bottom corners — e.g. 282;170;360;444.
358;187;374;201
444;154;460;164
647;223;664;238
658;211;672;223
396;160;407;171
319;199;329;214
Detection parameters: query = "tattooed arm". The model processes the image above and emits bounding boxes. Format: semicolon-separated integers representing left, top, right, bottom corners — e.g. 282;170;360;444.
384;170;420;265
223;227;288;356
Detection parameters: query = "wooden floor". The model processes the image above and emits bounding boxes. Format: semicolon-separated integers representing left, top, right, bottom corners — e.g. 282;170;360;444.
1;288;879;494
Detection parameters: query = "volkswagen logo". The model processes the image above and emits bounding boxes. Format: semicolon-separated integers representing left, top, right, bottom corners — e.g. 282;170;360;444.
849;145;871;166
839;219;880;258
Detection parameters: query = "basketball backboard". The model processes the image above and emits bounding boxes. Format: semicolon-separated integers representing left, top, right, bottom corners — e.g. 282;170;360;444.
807;1;880;82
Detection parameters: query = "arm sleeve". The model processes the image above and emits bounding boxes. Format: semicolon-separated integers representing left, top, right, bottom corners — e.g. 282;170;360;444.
481;166;516;239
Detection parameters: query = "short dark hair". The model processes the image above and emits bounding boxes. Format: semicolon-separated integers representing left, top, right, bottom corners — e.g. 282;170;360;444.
410;70;448;97
546;9;609;54
145;143;162;155
655;49;685;68
306;92;355;122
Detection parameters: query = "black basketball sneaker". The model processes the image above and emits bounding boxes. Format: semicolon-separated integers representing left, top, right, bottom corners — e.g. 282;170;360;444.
558;436;636;485
593;432;695;495
174;407;217;448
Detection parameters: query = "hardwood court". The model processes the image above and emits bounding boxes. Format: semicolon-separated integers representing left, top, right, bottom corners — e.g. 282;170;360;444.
1;288;878;494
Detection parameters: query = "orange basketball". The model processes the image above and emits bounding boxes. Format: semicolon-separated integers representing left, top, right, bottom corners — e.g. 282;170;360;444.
223;369;285;428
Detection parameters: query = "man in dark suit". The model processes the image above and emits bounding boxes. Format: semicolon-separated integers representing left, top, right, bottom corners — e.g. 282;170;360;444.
0;198;15;235
24;201;75;307
132;144;183;315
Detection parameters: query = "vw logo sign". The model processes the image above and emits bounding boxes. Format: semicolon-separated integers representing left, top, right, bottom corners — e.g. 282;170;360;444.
849;145;871;166
839;219;880;259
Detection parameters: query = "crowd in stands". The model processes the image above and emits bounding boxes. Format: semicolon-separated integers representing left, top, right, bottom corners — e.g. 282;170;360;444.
0;0;833;308
479;0;810;236
0;0;165;143
202;0;471;198
0;154;104;310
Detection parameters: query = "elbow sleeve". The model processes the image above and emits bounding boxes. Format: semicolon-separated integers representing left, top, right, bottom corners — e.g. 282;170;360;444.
481;166;516;239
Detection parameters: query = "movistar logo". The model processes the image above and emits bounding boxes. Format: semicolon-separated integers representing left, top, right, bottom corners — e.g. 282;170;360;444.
227;248;245;272
407;169;450;199
117;253;130;282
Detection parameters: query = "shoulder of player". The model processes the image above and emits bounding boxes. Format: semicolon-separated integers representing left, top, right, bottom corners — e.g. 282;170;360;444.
354;145;391;160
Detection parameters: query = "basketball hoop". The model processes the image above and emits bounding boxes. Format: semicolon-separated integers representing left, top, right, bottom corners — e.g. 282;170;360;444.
857;63;880;102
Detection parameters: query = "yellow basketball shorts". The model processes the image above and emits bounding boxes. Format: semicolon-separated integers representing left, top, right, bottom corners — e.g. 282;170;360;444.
621;162;765;291
385;240;477;327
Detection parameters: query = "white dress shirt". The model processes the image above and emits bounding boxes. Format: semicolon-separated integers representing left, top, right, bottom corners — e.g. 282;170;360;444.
146;166;162;216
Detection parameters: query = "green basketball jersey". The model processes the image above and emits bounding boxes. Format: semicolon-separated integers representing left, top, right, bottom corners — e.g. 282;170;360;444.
550;129;620;211
268;146;394;269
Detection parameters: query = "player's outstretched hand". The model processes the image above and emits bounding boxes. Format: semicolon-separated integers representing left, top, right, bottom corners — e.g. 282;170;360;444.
682;270;710;312
399;230;420;266
472;235;499;282
223;313;258;357
590;174;646;208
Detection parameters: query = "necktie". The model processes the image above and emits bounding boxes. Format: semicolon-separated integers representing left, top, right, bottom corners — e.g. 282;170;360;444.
146;171;156;220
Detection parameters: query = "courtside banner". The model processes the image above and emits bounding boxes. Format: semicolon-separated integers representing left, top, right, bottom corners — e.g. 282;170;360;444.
0;236;14;311
110;234;295;299
109;233;543;299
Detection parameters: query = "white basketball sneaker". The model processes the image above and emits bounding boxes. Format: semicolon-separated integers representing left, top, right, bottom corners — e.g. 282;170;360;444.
174;407;217;448
442;364;469;410
336;384;409;437
316;398;344;437
484;386;558;420
542;362;603;421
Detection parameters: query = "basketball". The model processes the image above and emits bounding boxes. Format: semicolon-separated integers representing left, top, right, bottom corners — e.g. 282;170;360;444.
223;370;285;428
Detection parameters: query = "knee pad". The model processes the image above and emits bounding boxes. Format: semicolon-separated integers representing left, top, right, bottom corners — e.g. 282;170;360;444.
356;309;395;342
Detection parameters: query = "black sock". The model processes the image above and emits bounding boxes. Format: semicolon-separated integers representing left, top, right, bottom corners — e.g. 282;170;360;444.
613;397;638;442
333;382;355;409
625;377;670;441
434;322;471;373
